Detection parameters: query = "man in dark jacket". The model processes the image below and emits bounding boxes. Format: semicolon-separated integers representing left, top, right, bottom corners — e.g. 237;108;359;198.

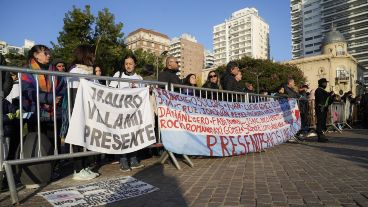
360;88;368;129
284;78;300;98
315;78;334;142
158;56;181;86
220;61;243;92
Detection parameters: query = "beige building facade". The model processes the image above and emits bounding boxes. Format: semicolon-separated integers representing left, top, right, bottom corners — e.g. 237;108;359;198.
169;34;204;79
126;28;170;56
286;27;365;96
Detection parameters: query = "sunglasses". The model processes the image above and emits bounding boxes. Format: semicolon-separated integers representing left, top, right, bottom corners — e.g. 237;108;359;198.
209;75;217;78
43;51;51;56
56;64;65;68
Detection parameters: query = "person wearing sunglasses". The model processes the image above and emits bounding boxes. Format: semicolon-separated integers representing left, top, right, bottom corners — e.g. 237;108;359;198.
202;71;220;90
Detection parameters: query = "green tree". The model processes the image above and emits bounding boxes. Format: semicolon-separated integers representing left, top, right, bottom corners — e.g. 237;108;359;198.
51;5;95;64
215;56;306;93
4;53;27;67
51;5;128;75
132;49;165;76
94;8;126;75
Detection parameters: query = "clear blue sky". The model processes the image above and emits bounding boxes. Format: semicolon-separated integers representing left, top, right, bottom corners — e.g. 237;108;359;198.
0;0;291;61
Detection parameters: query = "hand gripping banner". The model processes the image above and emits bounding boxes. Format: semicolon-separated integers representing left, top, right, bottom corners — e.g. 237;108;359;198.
154;88;301;157
65;79;155;154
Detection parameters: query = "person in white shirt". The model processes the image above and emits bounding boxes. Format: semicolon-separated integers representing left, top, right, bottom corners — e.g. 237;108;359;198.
110;54;145;172
67;44;99;181
110;54;143;89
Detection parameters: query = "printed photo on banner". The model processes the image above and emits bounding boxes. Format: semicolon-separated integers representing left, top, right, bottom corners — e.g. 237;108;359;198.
65;79;155;154
154;88;301;157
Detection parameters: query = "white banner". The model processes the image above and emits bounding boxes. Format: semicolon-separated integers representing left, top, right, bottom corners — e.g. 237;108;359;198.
154;88;301;156
65;79;155;154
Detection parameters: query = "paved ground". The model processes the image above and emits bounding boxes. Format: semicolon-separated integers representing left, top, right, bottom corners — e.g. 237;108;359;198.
0;129;368;207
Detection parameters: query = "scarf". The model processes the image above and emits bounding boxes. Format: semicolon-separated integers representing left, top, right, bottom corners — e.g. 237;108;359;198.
23;59;58;92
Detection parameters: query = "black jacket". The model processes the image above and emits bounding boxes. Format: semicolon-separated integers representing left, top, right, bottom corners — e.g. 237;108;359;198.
220;72;242;92
2;71;14;99
315;87;333;111
284;85;299;98
361;93;368;114
202;82;219;90
158;68;181;86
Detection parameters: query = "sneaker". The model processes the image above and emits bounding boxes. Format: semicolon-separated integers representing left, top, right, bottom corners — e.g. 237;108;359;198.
120;158;131;172
85;168;100;177
130;158;145;169
72;169;97;180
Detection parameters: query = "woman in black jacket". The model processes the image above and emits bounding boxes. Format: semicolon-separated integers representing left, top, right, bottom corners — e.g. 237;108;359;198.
202;71;220;100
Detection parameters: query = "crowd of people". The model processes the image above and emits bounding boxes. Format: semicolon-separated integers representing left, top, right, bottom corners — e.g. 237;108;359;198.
1;43;368;185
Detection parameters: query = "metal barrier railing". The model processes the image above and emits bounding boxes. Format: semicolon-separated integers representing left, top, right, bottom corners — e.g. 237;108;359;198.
0;65;168;204
3;65;355;204
328;102;353;133
171;84;279;103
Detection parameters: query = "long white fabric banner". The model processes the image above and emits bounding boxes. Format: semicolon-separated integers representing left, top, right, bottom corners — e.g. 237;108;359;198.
154;88;301;157
65;79;155;154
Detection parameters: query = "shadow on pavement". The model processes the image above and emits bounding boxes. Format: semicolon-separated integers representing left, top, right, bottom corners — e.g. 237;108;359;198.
301;129;368;169
107;163;188;207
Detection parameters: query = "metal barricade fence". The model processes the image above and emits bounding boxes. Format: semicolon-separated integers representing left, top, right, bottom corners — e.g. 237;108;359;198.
170;84;279;103
328;102;352;133
0;65;167;204
1;65;302;204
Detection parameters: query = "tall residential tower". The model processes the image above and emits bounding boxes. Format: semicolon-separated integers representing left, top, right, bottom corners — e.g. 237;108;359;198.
290;0;368;70
213;8;270;66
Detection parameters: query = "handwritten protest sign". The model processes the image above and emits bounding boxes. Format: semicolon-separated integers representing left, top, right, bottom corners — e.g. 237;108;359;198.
38;176;159;207
154;88;301;156
65;79;155;154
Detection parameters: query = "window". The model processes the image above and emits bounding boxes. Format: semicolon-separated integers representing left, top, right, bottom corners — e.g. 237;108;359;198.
305;44;314;48
306;51;314;54
305;37;313;41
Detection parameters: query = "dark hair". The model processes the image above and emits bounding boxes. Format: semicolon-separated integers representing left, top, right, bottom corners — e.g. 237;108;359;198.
71;44;95;66
184;73;196;86
206;70;218;82
119;53;137;72
276;85;284;93
226;61;238;73
27;44;50;62
93;65;103;75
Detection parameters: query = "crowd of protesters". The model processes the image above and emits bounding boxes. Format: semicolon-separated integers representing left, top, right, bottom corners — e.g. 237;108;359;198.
1;44;368;186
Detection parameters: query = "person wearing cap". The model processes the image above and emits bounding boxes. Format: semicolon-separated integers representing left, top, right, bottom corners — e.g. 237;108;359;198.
360;88;368;129
315;78;334;142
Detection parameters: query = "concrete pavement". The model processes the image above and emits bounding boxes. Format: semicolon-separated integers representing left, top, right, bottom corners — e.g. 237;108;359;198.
0;129;367;207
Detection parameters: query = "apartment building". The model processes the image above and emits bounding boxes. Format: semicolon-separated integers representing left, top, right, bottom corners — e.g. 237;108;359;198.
204;50;215;68
169;34;204;79
290;0;368;70
213;8;270;66
126;28;170;56
0;39;34;55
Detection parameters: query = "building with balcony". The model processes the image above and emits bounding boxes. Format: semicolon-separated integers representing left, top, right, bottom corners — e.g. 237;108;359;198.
0;39;34;55
168;34;204;79
204;50;215;68
286;27;365;96
213;8;269;66
290;0;368;71
125;28;170;56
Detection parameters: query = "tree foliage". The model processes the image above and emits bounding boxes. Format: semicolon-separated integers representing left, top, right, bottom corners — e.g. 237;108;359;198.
51;5;127;75
215;56;306;93
4;53;27;67
51;5;95;65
